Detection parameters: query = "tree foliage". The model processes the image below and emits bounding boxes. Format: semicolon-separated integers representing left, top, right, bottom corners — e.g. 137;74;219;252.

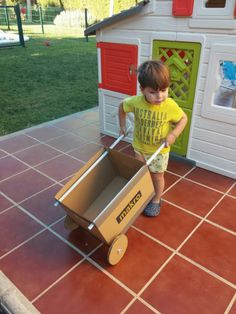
5;0;138;21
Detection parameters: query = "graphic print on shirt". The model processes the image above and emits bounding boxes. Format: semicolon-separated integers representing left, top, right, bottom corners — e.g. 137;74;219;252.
134;107;167;145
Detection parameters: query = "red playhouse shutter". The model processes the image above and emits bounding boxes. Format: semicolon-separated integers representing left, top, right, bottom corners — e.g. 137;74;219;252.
172;0;194;16
234;2;236;17
99;42;138;95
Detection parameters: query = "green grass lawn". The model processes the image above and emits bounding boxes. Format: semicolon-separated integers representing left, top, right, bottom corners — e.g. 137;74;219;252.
0;27;98;135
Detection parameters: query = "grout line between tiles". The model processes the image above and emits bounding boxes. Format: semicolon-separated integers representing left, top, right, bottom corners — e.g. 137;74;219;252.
129;185;235;305
0;193;16;214
2;124;101;167
163;195;236;237
66;143;103;157
85;256;137;297
28;181;62;199
0;229;47;261
165;167;236;198
26;135;89;159
224;292;236;314
1;197;235;314
162;176;183;195
0;156;59;186
0;183;59;215
163;165;196;192
0;142;41;155
228;193;236;200
31;260;85;304
228;181;236;190
183;176;229;194
32;233;103;303
1;149;91;206
22;180;234;297
28;133;116;166
6;123;234;199
47;215;65;226
36;124;105;144
0;167;36;184
50;120;99;135
165;169;182;177
0;208;66;260
120;298;137;314
121;296;161;314
131;225;175;253
0;108;99;142
32;240;104;304
9;149;86;177
0;205;15;215
2;132;234;203
162;199;204;219
1;193;137;303
137;298;162;314
205;219;236;236
1;125;236;313
137;252;176;297
0;193;87;258
177;253;236;289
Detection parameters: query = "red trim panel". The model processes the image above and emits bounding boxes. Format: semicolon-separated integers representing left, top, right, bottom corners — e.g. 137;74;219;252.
99;42;138;95
172;0;194;16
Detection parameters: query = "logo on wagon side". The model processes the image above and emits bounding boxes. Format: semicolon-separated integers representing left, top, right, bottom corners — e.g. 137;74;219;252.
116;191;142;224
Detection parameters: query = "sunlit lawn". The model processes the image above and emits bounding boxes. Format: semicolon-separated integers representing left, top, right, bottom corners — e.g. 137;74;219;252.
0;25;98;135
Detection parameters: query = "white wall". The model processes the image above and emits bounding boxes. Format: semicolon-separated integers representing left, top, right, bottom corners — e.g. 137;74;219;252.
96;0;236;178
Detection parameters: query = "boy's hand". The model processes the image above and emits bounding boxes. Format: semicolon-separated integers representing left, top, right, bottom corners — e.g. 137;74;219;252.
165;113;188;147
165;133;177;147
119;126;127;136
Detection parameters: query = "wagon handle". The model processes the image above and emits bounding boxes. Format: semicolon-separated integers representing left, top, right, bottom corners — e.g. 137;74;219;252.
146;142;166;166
54;128;131;206
88;141;166;231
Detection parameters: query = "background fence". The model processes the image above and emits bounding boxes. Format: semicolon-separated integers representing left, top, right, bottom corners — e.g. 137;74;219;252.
0;5;94;38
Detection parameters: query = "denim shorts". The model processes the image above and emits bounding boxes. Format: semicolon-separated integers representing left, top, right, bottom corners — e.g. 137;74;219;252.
135;150;169;173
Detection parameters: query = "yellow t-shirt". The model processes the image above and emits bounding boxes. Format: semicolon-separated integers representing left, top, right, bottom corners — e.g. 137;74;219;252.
123;95;184;154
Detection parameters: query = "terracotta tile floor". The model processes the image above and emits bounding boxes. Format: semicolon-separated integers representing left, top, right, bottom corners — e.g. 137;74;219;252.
0;108;236;314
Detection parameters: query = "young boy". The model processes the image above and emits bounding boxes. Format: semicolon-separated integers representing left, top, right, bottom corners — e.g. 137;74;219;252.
119;60;188;217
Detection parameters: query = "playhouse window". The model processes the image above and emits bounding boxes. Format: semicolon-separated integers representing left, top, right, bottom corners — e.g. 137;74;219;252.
193;0;234;18
214;61;236;109
205;0;226;8
202;44;236;124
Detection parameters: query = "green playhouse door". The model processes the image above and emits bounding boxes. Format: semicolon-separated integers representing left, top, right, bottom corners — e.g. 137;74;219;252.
153;40;201;156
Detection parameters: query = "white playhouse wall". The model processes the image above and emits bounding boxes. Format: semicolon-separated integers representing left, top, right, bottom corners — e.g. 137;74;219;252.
96;0;236;179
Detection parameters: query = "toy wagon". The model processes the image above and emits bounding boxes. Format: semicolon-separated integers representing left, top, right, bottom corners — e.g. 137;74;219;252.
55;136;165;265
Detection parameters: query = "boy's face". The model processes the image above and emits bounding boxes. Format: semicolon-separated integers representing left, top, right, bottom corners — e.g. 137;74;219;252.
141;87;169;105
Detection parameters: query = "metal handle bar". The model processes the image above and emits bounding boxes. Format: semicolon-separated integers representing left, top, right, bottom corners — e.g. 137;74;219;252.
146;142;166;166
87;141;166;231
55;128;131;206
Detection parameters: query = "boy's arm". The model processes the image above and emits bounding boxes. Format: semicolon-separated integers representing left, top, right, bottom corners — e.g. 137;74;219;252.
118;102;127;135
166;112;188;146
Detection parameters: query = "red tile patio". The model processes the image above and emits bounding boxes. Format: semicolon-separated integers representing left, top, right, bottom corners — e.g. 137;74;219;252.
0;107;235;314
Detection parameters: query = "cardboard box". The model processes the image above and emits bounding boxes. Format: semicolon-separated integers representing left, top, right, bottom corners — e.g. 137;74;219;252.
55;148;155;245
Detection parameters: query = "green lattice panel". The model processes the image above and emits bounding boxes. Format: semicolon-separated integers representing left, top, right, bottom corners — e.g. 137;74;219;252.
159;47;194;101
153;41;201;110
152;40;201;156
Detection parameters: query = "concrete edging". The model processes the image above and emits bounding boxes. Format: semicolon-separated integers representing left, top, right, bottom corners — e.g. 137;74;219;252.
0;271;40;314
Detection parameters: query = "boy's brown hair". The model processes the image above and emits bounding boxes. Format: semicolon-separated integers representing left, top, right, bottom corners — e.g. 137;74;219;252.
137;60;170;90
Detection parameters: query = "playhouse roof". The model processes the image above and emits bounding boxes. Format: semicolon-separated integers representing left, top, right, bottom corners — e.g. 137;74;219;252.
84;0;149;36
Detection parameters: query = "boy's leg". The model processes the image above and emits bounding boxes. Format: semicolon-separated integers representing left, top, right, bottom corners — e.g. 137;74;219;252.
150;172;165;203
142;172;164;217
143;152;169;217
